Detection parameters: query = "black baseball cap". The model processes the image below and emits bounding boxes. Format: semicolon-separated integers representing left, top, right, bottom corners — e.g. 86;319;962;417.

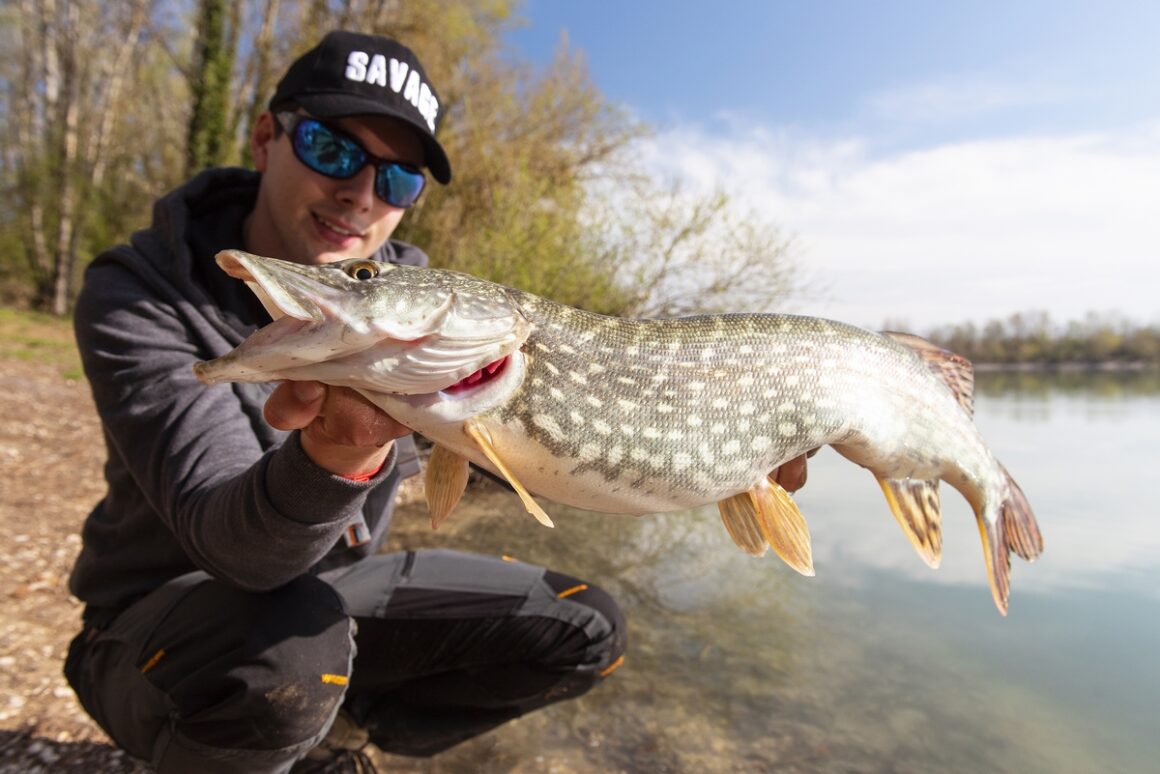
269;30;451;184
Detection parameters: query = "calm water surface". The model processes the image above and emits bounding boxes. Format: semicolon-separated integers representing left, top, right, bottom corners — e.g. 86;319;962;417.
383;372;1160;773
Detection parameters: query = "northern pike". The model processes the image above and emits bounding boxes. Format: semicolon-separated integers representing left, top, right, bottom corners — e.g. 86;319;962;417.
194;250;1043;614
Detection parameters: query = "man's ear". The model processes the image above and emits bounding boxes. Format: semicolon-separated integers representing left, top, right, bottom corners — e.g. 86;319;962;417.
251;112;276;172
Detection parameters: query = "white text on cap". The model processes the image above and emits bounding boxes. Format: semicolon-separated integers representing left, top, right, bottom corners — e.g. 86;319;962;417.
343;51;440;132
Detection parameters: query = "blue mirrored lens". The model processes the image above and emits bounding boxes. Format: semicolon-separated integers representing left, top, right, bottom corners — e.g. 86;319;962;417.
290;117;425;208
376;164;426;208
294;121;367;178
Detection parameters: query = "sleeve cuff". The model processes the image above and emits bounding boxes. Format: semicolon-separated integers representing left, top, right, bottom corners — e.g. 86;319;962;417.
264;432;398;524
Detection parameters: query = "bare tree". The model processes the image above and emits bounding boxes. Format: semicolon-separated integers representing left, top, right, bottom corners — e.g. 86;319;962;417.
6;0;152;313
11;0;55;301
1;0;800;319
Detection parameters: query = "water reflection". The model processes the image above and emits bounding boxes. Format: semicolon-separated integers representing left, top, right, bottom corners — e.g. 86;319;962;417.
975;367;1160;397
381;371;1160;772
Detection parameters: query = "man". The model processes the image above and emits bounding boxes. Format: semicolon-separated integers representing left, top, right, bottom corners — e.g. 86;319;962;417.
64;30;809;773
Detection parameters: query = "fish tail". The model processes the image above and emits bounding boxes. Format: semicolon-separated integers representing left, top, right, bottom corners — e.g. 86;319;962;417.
975;465;1043;616
999;464;1044;561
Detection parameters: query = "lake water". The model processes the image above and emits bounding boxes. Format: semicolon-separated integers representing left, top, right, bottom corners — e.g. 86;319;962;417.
383;371;1160;773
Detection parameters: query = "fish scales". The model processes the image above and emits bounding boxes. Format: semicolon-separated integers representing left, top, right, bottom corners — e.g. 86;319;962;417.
498;290;987;512
497;295;854;508
194;251;1043;614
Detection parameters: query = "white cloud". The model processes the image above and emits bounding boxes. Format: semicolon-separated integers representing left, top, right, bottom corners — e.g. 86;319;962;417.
860;74;1070;125
635;120;1160;329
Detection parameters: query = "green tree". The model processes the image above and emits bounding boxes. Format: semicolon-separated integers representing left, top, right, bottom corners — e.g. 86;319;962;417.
186;0;238;174
928;310;1160;366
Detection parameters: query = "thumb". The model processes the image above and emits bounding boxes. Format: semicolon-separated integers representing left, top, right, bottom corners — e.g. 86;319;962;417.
264;380;326;430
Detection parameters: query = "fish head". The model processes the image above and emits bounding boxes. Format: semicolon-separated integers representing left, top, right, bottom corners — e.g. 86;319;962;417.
193;250;531;399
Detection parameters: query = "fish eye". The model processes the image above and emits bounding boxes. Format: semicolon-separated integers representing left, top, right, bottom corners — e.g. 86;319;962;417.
346;261;380;281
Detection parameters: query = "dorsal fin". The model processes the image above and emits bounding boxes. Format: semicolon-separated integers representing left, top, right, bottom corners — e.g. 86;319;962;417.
883;331;975;416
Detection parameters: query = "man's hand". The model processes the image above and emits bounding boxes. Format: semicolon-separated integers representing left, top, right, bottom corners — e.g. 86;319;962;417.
264;381;412;477
770;449;817;493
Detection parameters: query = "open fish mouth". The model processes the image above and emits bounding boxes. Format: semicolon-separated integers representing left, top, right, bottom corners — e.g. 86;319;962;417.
217;250;355;324
443;356;511;394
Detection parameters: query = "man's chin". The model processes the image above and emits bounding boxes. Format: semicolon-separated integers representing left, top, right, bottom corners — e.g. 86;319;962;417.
290;244;375;267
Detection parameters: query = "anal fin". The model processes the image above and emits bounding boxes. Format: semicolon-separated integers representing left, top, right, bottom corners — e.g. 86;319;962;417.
463;418;555;528
877;477;943;568
425;444;471;530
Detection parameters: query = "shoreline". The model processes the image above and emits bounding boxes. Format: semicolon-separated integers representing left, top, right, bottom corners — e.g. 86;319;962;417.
973;361;1158;373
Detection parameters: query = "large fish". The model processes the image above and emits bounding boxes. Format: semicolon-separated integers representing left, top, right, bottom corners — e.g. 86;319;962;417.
194;250;1043;614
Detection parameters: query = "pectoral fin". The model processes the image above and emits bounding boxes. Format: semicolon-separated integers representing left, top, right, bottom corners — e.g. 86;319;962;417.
719;478;814;576
876;477;943;568
425;444;471;530
463;419;555;528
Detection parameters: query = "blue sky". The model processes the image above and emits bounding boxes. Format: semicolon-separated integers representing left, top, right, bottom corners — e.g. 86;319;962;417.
504;1;1160;329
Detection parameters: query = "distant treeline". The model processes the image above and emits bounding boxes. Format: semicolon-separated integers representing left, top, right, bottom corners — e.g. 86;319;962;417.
924;311;1160;366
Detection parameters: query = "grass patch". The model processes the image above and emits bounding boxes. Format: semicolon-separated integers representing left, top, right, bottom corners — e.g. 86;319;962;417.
0;307;84;379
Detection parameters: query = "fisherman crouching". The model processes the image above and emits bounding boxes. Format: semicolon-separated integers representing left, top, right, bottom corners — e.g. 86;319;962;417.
62;30;806;773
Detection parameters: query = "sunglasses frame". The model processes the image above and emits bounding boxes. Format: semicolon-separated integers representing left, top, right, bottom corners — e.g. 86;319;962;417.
274;112;427;209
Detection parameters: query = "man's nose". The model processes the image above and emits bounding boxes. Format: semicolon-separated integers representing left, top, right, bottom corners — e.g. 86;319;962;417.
334;165;377;210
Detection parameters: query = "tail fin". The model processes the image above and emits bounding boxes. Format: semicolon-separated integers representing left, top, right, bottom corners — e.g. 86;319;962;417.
1000;464;1044;561
976;466;1044;615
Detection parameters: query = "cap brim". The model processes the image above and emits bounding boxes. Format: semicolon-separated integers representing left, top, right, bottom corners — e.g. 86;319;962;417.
291;93;452;184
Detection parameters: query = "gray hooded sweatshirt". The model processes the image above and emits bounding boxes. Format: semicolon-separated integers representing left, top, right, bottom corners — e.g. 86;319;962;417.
70;167;422;613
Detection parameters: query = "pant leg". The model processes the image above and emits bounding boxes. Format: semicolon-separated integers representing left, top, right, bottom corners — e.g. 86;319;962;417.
64;571;355;774
326;549;627;757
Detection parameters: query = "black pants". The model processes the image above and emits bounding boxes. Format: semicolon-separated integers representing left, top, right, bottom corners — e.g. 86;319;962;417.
64;549;627;773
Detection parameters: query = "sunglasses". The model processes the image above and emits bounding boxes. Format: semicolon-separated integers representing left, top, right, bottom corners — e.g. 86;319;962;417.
275;112;427;209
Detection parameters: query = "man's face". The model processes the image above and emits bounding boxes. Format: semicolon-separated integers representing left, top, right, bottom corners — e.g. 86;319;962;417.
246;111;426;265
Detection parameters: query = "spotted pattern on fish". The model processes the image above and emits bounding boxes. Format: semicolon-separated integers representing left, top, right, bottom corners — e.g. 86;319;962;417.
493;292;938;502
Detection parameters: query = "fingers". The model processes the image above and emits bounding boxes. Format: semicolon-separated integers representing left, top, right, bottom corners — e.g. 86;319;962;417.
310;386;412;448
772;453;809;493
264;382;414;476
265;382;409;442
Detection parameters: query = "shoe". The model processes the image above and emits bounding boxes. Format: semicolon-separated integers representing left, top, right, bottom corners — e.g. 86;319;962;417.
291;710;377;773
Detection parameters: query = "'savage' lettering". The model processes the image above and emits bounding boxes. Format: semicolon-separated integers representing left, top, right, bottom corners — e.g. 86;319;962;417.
344;50;439;132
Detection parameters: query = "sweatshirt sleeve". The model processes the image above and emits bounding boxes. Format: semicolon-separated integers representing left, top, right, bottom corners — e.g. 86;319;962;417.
75;255;392;591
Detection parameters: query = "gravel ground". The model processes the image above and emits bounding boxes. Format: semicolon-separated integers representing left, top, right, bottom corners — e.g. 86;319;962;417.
0;357;143;772
0;356;465;772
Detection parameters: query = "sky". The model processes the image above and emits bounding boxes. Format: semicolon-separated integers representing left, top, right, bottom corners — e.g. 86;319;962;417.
504;1;1160;330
